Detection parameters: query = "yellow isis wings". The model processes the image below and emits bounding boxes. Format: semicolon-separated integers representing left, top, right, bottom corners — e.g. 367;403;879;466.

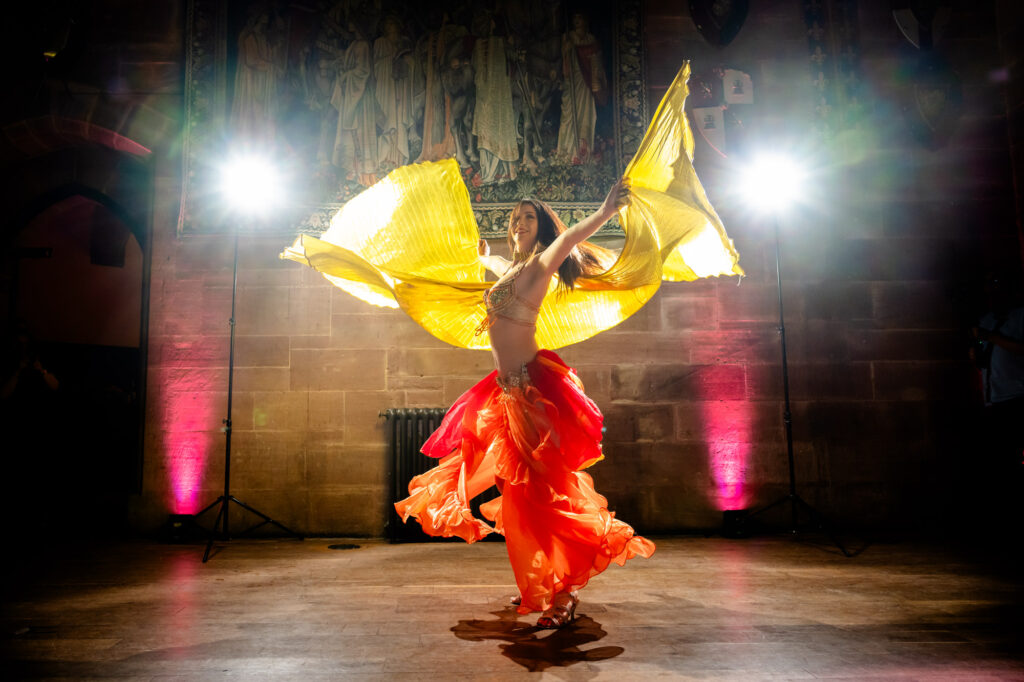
281;63;743;350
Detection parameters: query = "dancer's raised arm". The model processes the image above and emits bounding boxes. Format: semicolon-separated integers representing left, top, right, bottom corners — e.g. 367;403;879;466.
478;238;512;277
537;177;630;276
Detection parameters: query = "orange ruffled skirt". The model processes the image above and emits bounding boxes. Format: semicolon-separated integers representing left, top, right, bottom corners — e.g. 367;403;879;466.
394;350;655;614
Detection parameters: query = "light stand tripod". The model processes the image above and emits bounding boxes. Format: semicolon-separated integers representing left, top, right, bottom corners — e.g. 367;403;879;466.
746;217;851;557
195;230;302;562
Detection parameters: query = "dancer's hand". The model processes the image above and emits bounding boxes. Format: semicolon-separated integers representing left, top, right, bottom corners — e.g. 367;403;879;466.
600;177;631;219
478;238;490;257
539;177;631;275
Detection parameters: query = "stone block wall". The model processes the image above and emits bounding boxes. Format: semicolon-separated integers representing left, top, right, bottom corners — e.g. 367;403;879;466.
129;0;1023;536
143;231;505;534
634;0;1021;532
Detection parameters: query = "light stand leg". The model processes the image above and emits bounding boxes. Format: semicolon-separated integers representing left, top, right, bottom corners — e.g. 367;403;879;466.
198;230;301;563
746;218;851;557
202;498;226;562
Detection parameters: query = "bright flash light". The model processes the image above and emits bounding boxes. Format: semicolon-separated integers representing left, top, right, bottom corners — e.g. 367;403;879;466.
741;155;804;212
220;156;281;212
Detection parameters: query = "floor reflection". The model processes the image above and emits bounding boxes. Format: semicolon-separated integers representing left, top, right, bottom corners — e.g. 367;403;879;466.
451;606;624;672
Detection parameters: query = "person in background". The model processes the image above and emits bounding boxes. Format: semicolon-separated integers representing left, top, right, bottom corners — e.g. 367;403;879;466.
971;272;1024;525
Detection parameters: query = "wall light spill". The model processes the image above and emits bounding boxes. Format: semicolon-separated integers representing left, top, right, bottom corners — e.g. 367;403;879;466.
163;389;217;514
169;440;206;515
700;400;752;511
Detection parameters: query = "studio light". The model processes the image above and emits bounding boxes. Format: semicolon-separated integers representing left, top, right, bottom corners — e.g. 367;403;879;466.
195;153;301;562
735;152;850;555
220;156;282;212
740;154;804;213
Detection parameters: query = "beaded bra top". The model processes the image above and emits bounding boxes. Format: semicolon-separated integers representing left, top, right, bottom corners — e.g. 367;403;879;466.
474;260;541;336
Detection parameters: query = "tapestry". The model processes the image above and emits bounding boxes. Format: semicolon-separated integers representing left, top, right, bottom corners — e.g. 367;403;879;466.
179;0;647;236
802;0;865;138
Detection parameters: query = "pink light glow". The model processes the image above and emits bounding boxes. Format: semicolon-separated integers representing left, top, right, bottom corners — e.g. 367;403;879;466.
715;544;750;629
166;552;198;654
162;390;218;514
699;400;753;511
168;439;207;514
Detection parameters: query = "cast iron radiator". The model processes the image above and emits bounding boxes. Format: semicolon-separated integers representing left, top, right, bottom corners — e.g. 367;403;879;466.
383;408;501;543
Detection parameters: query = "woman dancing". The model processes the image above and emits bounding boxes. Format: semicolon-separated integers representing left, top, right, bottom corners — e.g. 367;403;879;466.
394;180;654;628
282;62;743;630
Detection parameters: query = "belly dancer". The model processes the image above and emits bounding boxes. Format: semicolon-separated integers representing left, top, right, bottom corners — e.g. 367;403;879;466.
395;180;655;628
281;61;744;630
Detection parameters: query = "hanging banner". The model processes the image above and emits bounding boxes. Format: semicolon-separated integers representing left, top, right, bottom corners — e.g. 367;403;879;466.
722;69;753;104
692;106;726;154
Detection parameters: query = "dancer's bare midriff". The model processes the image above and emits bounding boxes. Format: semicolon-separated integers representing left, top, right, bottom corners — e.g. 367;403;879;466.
486;258;546;377
489;320;540;377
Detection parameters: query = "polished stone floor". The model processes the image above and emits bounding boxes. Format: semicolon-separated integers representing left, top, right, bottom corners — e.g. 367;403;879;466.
3;535;1023;680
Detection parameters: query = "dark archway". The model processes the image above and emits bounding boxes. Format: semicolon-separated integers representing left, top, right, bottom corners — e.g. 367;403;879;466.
12;182;149;252
2;143;154;538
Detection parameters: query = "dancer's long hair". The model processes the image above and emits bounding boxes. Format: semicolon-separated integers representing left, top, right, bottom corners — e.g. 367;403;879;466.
508;199;615;293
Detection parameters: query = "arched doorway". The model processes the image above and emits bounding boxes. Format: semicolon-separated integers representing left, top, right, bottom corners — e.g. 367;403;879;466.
2;188;148;534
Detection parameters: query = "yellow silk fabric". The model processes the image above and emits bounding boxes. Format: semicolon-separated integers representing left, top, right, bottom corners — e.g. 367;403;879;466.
281;63;743;350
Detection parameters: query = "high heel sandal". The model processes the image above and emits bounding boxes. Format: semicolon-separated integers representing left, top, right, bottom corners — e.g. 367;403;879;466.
510;594;522;606
536;591;578;629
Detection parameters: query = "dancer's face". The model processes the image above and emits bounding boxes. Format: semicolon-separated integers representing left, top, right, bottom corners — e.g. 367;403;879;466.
510;204;539;254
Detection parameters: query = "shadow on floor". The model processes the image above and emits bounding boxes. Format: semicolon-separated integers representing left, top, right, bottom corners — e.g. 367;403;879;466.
451;606;624;673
